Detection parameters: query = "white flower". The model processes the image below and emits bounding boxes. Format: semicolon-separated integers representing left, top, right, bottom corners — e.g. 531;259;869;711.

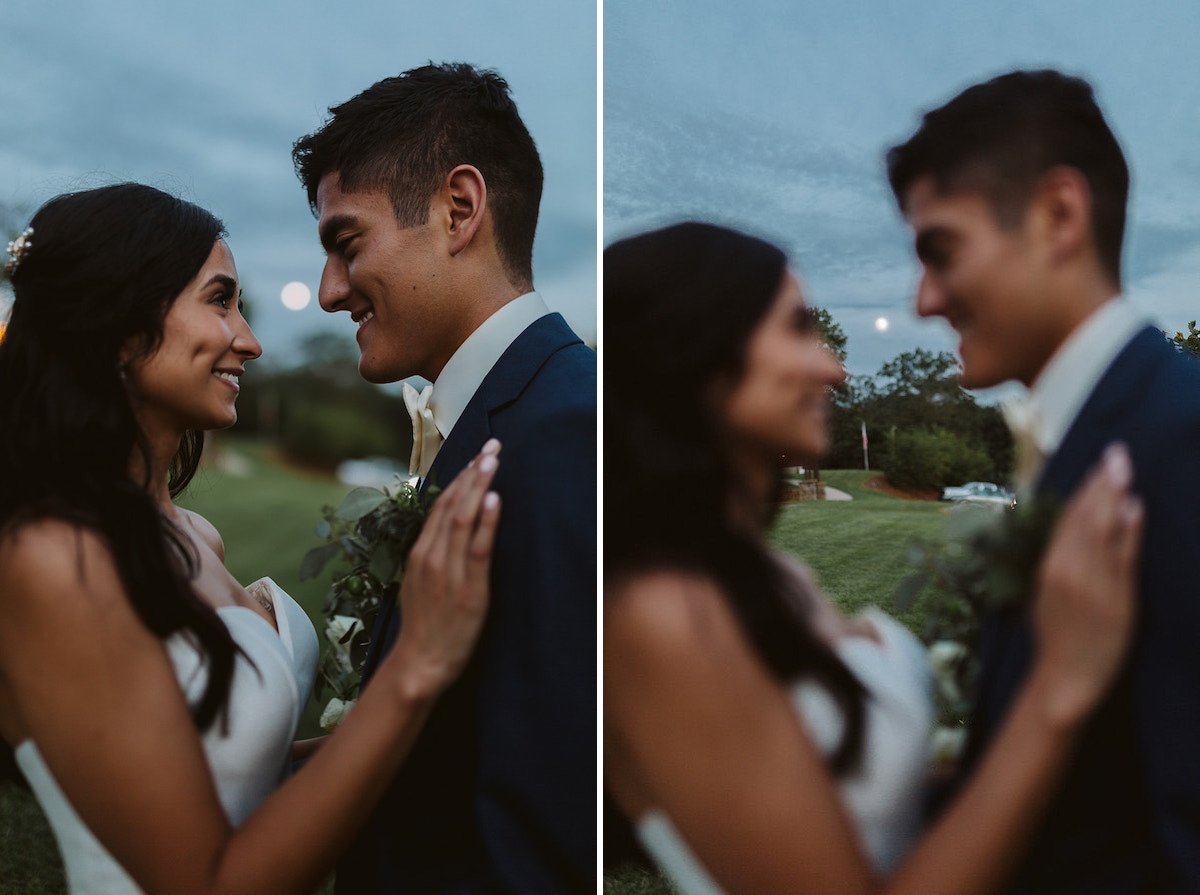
320;697;355;732
930;725;967;766
928;640;968;705
325;615;363;675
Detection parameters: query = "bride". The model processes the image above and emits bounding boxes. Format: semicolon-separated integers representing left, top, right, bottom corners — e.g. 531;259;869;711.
603;222;1144;895
0;183;501;894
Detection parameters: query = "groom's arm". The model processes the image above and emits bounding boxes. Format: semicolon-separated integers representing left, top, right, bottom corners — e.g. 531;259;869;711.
1129;401;1200;892
474;363;597;895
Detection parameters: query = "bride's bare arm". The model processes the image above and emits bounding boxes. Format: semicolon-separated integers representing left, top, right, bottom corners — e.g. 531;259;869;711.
0;448;500;895
605;444;1142;895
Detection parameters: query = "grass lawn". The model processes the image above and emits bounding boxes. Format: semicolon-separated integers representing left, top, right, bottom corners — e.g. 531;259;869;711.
770;469;951;637
605;470;959;895
0;435;349;894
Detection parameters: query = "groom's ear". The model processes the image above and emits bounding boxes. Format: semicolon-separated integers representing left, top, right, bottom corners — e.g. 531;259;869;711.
442;165;487;256
1029;165;1094;269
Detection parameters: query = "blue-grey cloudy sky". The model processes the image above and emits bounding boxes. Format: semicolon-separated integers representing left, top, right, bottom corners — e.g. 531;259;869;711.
604;0;1200;394
0;0;596;363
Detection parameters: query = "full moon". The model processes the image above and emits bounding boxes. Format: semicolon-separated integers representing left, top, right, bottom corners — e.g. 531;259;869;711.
875;317;890;332
281;281;311;311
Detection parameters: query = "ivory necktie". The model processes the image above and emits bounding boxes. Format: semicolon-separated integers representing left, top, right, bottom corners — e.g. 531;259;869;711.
402;382;443;479
1001;396;1046;495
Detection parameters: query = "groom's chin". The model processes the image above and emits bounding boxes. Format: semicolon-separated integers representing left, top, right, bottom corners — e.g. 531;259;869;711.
357;355;404;385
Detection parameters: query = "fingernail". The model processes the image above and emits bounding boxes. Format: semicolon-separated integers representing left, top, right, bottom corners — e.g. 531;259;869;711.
1104;443;1132;486
484;492;500;511
482;438;501;455
479;454;498;473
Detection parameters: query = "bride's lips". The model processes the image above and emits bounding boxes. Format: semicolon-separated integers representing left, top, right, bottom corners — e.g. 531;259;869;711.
214;368;242;393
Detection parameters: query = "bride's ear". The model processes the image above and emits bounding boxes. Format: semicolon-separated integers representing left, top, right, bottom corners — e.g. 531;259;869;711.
117;335;150;380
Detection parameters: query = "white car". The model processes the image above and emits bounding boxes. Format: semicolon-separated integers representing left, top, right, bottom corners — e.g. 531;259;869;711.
940;481;1014;505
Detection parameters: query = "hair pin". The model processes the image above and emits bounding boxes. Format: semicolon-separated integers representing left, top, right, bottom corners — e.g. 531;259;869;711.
5;227;33;276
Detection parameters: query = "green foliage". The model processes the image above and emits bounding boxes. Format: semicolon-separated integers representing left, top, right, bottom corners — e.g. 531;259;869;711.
278;402;400;468
885;426;993;492
897;495;1061;726
1171;321;1200;360
301;480;438;706
826;347;1012;485
233;332;412;469
810;306;848;362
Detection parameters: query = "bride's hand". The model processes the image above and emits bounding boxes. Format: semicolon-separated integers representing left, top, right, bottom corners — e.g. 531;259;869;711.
385;439;502;696
1030;442;1144;725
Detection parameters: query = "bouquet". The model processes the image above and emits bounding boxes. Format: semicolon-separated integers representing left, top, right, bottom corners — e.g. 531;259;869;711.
301;478;438;730
896;495;1060;763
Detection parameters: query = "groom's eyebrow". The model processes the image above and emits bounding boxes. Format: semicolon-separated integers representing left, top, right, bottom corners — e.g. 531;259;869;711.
914;227;952;263
318;214;356;253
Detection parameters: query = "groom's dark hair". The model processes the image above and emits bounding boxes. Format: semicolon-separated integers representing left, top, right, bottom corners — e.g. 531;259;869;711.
292;62;543;290
886;69;1129;288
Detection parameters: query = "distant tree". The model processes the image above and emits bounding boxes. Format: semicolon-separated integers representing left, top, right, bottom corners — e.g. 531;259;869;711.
811;306;848;363
826;347;1012;485
235;332;411;469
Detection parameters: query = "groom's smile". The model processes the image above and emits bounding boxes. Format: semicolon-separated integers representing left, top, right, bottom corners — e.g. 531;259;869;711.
315;171;455;384
903;176;1064;390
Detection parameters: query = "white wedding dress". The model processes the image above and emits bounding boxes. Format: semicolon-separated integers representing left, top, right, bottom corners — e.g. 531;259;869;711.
636;607;933;894
14;578;319;895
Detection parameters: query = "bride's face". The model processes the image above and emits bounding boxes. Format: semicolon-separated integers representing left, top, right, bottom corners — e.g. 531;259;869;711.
718;272;844;464
124;240;261;437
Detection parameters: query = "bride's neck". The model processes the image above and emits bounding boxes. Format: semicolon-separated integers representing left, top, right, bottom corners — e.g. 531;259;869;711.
726;452;777;539
129;426;182;513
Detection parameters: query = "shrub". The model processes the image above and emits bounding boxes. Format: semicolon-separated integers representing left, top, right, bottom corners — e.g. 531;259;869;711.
885;426;993;492
280;401;403;469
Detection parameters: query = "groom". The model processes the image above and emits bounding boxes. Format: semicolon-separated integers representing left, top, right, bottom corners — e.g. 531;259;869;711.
293;63;596;894
889;70;1200;893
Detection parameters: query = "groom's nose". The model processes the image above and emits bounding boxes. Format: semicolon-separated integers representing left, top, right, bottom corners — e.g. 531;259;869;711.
318;255;351;312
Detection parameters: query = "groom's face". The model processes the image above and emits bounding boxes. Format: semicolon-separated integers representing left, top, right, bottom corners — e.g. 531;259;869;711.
315;172;458;383
903;176;1059;389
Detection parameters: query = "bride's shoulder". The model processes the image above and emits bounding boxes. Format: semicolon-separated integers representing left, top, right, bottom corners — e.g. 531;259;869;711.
173;506;224;560
605;567;746;659
0;519;125;615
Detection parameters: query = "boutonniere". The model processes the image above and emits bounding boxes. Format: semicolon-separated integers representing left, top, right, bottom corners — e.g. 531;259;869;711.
896;495;1061;761
301;478;440;729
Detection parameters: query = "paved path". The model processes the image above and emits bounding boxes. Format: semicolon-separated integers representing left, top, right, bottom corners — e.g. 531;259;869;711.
823;486;852;501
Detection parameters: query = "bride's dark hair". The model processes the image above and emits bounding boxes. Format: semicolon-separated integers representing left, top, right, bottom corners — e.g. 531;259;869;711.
604;221;865;775
0;183;238;732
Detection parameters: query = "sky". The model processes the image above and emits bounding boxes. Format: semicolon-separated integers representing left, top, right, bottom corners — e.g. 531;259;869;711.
604;0;1200;395
0;0;597;367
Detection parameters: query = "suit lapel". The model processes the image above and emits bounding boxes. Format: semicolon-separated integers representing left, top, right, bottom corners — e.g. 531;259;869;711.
1037;326;1166;500
969;326;1169;753
423;313;582;492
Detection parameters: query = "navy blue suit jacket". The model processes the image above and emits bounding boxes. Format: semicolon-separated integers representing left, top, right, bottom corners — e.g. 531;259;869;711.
337;313;597;895
965;327;1200;894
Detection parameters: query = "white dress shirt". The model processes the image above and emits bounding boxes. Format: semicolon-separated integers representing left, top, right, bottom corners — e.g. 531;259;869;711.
427;291;550;441
1004;298;1148;491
